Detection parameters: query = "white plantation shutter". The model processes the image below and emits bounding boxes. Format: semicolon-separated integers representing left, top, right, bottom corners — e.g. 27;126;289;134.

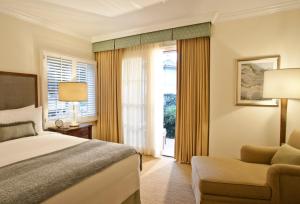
76;62;97;117
47;56;72;120
45;53;97;123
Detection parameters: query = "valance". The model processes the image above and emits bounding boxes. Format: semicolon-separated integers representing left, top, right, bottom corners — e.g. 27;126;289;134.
92;22;211;52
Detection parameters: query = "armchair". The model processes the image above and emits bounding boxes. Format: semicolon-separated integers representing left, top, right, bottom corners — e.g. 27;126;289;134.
191;130;300;204
267;164;300;204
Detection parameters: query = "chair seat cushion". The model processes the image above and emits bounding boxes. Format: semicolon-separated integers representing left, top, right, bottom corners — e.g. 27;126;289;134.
191;156;271;201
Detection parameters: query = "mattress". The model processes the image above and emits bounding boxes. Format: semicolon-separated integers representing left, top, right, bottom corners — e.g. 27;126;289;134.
0;132;140;204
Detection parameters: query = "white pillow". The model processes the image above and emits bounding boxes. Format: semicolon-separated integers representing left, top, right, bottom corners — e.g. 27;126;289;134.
0;105;43;134
0;105;35;122
32;106;43;134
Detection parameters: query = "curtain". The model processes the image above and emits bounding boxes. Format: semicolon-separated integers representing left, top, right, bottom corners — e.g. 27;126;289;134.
122;44;164;156
175;37;210;163
96;49;123;143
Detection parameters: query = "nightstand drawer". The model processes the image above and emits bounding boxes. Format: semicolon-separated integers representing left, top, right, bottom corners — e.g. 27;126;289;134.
68;128;89;139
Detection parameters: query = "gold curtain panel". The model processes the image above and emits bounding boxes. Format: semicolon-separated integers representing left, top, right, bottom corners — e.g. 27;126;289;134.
175;37;210;163
96;50;123;143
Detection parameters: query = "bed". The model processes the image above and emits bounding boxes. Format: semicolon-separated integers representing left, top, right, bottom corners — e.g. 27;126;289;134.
0;71;141;204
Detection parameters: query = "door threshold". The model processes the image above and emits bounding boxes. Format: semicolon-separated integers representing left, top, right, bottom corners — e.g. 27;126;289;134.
161;155;174;158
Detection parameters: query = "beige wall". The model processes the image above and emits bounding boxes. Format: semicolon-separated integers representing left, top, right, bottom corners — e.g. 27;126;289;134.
2;9;300;151
210;9;300;158
0;13;93;74
0;12;93;104
0;13;97;137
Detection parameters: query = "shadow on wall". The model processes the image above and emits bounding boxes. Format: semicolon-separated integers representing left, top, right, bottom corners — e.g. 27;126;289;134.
209;31;280;158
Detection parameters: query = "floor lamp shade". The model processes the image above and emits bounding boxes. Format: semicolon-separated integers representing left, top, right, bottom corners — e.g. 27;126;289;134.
263;69;300;99
58;82;88;102
263;68;300;144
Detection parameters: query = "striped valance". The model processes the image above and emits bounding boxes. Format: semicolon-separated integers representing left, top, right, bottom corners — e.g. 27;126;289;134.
92;22;211;52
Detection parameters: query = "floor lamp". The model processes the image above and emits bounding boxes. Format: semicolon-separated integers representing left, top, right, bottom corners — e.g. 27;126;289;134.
58;82;88;127
263;68;300;145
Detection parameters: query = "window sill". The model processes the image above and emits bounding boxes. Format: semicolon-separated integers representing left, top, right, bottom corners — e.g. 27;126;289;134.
78;116;97;124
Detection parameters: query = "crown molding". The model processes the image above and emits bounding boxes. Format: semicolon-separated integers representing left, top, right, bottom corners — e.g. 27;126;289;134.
91;13;214;42
91;0;300;43
216;0;300;22
0;7;90;41
1;0;299;43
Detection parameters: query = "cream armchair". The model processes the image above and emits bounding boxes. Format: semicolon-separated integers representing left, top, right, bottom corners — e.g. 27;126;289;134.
268;164;300;204
191;130;300;204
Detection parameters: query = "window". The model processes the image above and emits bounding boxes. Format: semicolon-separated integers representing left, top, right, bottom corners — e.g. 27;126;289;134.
44;53;96;124
76;62;96;117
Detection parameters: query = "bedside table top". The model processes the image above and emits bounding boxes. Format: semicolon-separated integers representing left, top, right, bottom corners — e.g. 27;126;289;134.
47;123;93;139
48;124;92;132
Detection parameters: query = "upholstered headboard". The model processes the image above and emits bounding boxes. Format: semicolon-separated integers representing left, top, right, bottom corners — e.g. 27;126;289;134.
0;71;38;110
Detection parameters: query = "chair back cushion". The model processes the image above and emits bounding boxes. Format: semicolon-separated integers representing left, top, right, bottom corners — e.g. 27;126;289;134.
288;130;300;149
271;144;300;165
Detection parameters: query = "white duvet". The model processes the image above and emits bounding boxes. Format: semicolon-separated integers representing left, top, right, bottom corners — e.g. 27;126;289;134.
0;131;85;167
0;132;140;204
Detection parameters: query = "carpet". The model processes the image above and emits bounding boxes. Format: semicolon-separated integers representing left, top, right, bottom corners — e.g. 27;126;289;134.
140;156;195;204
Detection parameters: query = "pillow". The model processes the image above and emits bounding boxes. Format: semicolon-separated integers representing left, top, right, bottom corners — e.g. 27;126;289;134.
271;144;300;165
0;105;34;115
32;106;43;134
0;105;34;122
0;121;37;142
0;105;43;134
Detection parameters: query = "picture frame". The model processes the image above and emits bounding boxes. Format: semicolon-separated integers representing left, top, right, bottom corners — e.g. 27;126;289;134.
236;55;280;106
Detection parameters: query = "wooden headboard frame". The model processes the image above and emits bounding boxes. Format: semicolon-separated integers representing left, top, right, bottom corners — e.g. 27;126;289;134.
0;71;38;110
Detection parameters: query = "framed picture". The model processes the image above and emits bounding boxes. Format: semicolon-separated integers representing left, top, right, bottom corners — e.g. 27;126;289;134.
236;55;280;106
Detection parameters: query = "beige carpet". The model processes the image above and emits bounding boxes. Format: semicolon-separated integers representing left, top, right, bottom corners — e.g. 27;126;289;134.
140;156;195;204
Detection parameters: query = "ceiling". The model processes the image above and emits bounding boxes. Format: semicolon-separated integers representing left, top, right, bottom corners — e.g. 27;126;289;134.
0;0;299;42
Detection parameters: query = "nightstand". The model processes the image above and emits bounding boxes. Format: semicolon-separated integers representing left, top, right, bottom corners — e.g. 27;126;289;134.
47;124;92;139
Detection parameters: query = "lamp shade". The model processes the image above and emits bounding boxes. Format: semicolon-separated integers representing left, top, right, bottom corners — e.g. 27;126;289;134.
58;82;87;102
263;68;300;99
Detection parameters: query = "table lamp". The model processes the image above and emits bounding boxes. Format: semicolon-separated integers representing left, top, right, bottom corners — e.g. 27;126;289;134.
58;82;87;127
263;68;300;144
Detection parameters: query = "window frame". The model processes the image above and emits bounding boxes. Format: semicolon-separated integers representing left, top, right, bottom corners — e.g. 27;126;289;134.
42;51;97;128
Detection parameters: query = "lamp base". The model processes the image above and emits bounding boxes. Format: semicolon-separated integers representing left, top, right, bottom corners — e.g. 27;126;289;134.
70;103;79;127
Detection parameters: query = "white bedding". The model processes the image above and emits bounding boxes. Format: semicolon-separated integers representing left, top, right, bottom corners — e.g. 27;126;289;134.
0;132;140;204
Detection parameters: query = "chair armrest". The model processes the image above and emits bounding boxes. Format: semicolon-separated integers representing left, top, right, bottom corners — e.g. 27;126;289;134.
267;164;300;204
240;145;279;164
